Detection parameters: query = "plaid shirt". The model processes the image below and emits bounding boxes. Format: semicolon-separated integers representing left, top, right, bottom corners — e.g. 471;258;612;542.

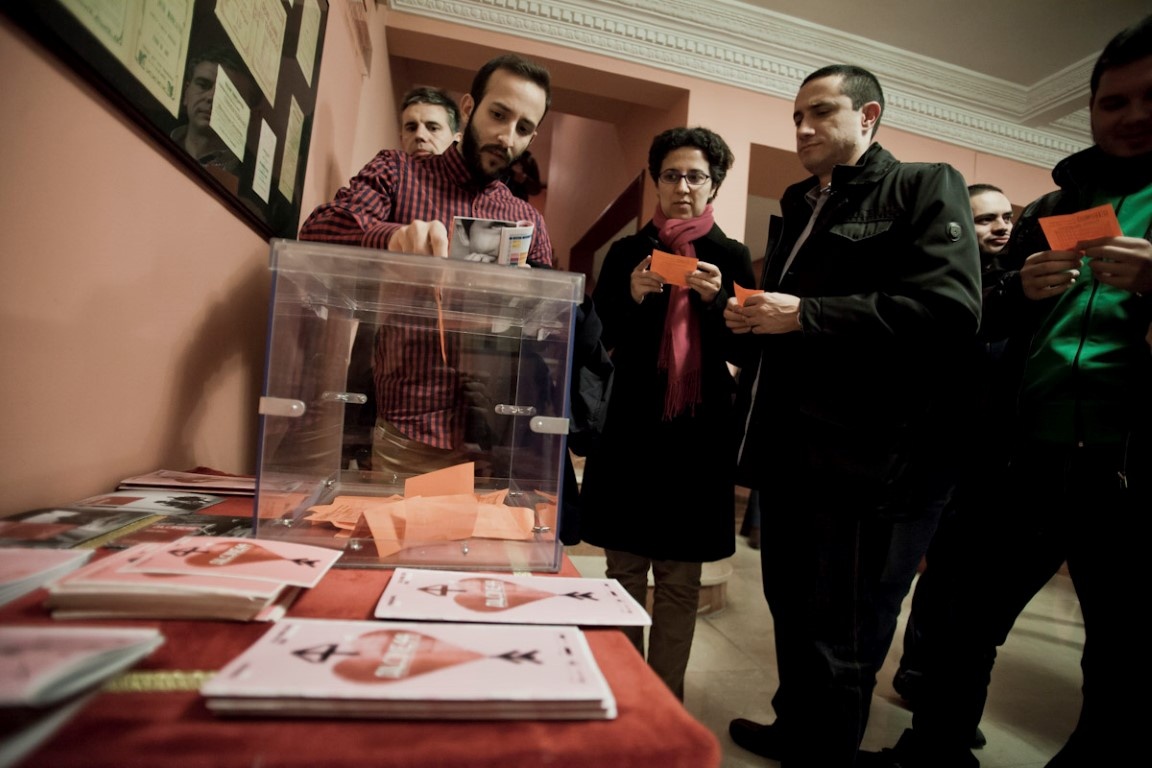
299;144;551;263
299;144;553;450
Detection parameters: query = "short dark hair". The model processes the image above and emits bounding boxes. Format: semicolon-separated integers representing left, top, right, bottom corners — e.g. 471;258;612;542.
400;86;461;133
802;64;885;136
967;183;1005;197
186;47;244;80
469;54;552;117
647;126;735;191
182;48;250;112
1090;14;1152;99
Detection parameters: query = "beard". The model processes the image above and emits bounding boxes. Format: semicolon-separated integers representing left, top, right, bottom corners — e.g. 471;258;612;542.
461;119;518;186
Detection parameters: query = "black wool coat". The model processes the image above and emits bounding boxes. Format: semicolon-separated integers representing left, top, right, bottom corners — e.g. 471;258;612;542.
579;222;754;562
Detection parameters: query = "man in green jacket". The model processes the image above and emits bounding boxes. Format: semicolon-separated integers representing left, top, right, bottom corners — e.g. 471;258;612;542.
869;14;1152;768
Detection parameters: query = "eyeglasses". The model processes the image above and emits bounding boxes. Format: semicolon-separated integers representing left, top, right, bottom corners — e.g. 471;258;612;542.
658;170;711;187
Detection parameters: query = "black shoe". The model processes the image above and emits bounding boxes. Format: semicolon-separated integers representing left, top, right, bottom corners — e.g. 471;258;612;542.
971;726;986;749
857;750;905;768
728;718;783;760
892;668;922;707
863;729;979;768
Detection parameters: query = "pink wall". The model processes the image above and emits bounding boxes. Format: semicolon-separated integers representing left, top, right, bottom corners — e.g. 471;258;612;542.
878;125;1055;206
0;18;270;515
0;8;389;516
0;6;1063;516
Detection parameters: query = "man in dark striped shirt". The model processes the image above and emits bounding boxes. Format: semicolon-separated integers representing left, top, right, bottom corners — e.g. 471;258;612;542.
299;54;554;477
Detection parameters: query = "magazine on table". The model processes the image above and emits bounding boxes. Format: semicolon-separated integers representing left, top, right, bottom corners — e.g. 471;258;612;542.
0;507;159;550
0;625;163;768
113;535;339;588
0;625;163;707
373;567;651;626
106;514;253;549
0;548;93;607
117;468;256;497
69;490;228;515
201;617;616;720
43;536;340;621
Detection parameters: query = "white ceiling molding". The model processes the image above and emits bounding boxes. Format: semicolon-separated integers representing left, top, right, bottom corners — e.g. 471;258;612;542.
387;0;1090;168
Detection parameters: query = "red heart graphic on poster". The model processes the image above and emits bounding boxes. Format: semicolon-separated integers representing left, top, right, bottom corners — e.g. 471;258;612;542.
179;541;286;568
333;630;485;683
453;578;555;612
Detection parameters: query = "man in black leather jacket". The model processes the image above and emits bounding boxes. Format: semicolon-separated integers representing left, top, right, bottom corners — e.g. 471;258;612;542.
724;64;981;767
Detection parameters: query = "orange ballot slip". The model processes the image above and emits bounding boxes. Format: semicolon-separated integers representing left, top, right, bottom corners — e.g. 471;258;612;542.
404;461;475;498
304;464;539;558
650;250;697;287
1039;204;1123;251
734;283;760;306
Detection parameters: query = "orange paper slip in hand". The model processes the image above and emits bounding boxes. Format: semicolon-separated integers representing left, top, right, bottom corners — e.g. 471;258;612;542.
1038;204;1122;251
734;283;760;306
650;250;697;287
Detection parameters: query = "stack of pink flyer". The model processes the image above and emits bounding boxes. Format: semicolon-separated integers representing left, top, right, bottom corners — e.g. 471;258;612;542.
373;568;651;627
45;537;342;622
0;625;163;707
201;618;616;720
0;548;93;608
0;625;164;768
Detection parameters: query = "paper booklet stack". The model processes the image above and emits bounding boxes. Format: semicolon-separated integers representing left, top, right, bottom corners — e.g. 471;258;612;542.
0;508;161;550
0;625;164;708
0;548;93;608
117;468;257;497
67;489;229;515
0;625;164;768
44;536;343;622
200;617;616;720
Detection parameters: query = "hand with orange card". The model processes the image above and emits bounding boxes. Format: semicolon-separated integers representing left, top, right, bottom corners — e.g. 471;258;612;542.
1078;233;1152;296
630;254;665;303
1026;204;1150;300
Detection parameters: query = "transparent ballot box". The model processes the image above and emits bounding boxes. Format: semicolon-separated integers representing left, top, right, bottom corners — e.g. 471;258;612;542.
255;238;584;571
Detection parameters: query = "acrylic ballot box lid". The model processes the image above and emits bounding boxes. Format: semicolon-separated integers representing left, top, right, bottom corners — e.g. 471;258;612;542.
255;238;584;572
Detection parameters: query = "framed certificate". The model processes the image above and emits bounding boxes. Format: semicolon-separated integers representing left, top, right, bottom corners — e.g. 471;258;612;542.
2;0;330;239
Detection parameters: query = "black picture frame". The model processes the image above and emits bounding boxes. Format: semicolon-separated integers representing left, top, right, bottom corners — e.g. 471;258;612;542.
2;0;329;239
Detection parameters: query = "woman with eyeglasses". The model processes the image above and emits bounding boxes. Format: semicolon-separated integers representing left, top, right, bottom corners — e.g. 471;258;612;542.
579;126;754;700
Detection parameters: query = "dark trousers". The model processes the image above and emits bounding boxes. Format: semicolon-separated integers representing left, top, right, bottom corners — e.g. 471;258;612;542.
911;439;1148;767
895;494;965;694
759;472;942;767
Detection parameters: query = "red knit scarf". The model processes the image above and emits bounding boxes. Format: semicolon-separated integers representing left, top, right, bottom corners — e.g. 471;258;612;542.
652;203;713;420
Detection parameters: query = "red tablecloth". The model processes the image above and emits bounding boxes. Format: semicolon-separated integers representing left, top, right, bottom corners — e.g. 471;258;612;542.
5;551;721;768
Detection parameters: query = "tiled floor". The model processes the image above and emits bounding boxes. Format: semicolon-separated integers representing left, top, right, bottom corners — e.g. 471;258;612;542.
568;533;1085;768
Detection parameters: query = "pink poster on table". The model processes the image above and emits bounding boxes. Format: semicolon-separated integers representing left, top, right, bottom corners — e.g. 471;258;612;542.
117;536;341;587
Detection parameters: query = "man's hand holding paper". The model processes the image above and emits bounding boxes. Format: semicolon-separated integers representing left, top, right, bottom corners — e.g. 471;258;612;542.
1079;235;1152;294
1027;204;1151;299
724;291;802;334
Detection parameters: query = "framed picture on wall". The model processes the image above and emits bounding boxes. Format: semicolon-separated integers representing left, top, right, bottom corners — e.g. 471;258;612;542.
1;0;330;239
